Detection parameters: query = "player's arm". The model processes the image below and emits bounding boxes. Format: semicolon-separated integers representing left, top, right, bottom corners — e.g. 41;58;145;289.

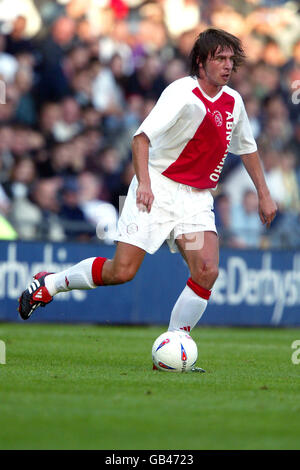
131;82;185;213
132;132;154;213
241;151;277;228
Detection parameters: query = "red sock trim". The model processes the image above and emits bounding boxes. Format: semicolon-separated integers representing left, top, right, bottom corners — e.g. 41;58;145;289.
187;277;211;300
92;257;107;286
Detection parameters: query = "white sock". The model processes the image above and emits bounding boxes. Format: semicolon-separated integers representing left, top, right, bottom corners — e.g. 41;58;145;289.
45;257;97;296
168;285;208;333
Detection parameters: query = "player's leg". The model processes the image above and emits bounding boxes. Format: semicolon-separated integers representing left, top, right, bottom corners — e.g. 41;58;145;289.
168;231;219;333
46;242;146;293
18;242;146;320
101;242;147;285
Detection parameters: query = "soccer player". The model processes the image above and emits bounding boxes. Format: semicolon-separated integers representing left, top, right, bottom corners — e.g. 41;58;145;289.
18;29;277;345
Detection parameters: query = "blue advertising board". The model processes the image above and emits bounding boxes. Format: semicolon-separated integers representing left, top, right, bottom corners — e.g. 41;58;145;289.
0;240;299;326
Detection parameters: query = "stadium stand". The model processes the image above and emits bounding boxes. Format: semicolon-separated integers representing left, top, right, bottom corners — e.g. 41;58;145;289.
0;0;299;249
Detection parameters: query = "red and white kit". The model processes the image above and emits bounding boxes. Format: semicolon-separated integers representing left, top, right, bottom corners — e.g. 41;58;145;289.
116;76;257;253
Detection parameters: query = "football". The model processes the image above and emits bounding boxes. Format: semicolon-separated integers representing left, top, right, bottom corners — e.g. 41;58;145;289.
152;331;198;372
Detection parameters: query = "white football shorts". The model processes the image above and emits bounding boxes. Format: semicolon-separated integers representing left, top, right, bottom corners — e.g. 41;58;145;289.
115;167;217;254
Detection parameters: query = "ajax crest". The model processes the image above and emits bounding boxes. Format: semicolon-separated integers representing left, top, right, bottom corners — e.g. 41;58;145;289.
213;110;223;127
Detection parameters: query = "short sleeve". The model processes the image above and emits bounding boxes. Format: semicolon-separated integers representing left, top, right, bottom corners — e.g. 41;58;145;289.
133;82;186;144
229;97;257;155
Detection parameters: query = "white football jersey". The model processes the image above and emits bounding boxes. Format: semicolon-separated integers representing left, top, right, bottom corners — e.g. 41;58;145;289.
134;76;257;189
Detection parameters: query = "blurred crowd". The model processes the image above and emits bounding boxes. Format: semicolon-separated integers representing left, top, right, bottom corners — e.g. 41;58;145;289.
0;0;299;249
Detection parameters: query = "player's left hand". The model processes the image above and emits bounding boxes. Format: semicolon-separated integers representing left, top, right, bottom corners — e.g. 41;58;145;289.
258;194;277;228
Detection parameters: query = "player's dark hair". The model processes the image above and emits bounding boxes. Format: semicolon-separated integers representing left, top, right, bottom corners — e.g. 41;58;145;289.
189;28;246;76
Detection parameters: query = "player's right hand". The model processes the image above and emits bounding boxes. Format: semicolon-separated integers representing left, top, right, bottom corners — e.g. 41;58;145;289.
136;182;154;213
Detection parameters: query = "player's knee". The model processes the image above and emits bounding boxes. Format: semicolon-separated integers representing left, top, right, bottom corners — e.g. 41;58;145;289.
112;264;137;284
192;261;219;289
203;262;219;285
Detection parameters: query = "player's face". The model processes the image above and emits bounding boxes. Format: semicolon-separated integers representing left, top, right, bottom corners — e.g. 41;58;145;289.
200;46;235;87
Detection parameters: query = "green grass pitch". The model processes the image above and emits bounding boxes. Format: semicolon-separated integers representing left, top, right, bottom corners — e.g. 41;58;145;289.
0;323;300;450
